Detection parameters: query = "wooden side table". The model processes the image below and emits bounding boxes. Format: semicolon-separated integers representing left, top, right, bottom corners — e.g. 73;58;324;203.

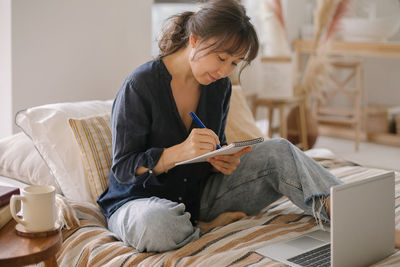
0;219;62;266
251;95;309;150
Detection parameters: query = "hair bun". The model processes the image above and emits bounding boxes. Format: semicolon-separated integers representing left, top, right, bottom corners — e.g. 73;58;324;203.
158;11;194;57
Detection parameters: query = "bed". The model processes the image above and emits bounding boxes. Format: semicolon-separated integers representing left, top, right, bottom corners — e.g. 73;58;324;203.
1;86;399;266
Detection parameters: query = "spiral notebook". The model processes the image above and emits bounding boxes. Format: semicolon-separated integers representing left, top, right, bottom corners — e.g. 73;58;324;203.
175;137;264;166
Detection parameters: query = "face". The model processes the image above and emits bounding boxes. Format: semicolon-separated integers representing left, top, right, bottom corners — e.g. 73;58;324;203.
188;35;244;85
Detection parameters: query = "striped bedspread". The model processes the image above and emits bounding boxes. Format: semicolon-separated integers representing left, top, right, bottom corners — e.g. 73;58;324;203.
54;160;400;267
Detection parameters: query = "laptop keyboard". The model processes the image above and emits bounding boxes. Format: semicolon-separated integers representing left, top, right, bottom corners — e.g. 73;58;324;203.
287;244;331;267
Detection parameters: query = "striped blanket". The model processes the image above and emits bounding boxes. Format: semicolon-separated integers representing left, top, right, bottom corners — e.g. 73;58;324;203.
54;160;400;267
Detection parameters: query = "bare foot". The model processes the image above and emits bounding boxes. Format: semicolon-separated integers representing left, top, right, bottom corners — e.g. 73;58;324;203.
197;211;247;233
325;197;331;218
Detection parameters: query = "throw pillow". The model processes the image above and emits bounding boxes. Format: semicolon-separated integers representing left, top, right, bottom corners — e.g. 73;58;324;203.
68;114;112;203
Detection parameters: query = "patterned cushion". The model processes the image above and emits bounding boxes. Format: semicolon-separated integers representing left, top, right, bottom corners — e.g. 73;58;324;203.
68;114;112;203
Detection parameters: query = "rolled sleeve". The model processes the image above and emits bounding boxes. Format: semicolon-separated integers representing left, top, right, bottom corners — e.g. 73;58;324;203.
111;79;163;186
131;147;164;187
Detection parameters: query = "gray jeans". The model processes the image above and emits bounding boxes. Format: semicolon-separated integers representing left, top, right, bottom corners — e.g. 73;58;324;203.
108;138;342;252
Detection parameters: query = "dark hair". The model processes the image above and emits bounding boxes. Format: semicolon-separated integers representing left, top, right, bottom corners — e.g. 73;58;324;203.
158;0;259;78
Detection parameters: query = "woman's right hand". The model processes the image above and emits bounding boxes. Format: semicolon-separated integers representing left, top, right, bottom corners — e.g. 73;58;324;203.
176;128;220;162
149;128;220;175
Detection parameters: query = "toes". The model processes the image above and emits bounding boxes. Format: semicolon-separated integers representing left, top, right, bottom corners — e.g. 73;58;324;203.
395;229;400;248
230;211;247;221
224;211;247;224
204;211;248;232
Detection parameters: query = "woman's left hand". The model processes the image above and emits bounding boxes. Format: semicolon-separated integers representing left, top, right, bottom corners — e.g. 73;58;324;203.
206;146;251;175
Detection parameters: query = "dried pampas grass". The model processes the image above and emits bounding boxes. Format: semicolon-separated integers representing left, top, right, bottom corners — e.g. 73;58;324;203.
295;44;332;102
296;0;351;104
325;0;351;41
268;0;286;32
313;0;337;48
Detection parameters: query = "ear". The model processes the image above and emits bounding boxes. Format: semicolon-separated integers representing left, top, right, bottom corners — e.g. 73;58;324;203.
189;34;199;48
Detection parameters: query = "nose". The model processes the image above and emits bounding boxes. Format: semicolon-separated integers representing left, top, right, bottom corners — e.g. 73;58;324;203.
217;62;233;78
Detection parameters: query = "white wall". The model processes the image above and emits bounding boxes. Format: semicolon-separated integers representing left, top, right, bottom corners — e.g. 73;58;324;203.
0;0;153;138
363;57;400;107
0;0;12;138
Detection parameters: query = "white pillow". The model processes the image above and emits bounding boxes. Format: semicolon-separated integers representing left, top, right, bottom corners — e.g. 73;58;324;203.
15;100;113;203
304;148;336;161
0;132;62;193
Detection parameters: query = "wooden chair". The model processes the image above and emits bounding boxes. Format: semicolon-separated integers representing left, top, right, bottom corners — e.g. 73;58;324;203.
316;58;364;151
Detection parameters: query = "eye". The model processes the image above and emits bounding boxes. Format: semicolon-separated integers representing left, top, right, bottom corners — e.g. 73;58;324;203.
232;62;238;66
218;55;226;62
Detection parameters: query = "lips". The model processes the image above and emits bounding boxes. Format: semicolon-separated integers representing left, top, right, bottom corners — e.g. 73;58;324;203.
208;73;218;82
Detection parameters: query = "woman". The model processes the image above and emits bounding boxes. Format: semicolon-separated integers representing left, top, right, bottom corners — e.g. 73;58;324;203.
97;0;342;252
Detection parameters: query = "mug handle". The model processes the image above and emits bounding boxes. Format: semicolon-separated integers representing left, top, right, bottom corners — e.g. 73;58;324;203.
10;195;27;226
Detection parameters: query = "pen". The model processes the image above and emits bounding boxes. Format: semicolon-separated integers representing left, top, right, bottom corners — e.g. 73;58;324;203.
189;112;222;149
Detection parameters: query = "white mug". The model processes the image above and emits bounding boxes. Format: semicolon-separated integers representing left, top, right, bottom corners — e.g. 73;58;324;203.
10;185;57;232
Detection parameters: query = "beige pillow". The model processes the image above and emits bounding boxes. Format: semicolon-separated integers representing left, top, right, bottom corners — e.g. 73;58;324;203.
68;114;112;203
0;132;62;193
225;85;264;143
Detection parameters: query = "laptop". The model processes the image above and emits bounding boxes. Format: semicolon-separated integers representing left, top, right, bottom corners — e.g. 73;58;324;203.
256;172;395;267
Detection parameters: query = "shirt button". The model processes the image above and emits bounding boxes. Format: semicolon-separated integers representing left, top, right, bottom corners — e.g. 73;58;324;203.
183;178;188;182
178;196;182;201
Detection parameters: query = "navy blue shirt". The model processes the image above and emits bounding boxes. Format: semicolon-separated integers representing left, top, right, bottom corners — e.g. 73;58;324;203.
97;59;232;223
